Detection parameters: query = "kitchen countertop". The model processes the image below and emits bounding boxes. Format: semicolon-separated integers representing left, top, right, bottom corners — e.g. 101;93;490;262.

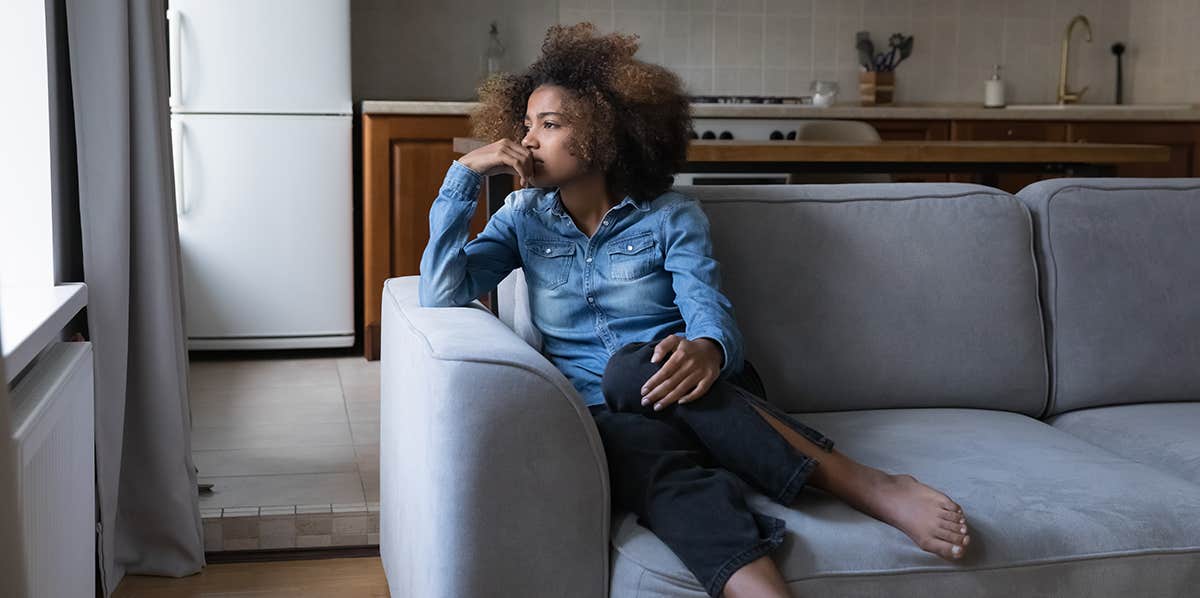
361;100;1200;121
453;136;1170;166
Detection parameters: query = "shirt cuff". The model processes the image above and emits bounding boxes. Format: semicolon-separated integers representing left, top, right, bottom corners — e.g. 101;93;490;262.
442;160;484;200
685;329;734;380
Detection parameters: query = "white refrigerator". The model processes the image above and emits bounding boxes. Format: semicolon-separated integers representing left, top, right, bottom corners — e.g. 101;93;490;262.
167;0;354;350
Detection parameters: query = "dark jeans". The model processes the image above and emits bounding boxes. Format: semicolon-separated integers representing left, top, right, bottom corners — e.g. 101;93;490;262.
589;340;836;598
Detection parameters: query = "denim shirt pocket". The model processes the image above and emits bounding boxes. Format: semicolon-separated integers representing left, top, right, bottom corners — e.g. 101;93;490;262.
606;232;661;280
524;239;576;289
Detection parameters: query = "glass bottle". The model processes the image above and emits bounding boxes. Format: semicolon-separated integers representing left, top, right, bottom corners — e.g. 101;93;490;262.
485;22;506;78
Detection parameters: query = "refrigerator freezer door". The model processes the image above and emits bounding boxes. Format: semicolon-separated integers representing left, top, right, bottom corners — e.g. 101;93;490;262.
168;0;350;114
174;114;353;348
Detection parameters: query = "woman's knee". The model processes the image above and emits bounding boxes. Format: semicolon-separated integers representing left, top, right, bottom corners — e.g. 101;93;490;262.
601;341;660;414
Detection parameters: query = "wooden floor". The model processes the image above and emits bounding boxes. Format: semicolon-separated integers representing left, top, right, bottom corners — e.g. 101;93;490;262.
113;556;390;597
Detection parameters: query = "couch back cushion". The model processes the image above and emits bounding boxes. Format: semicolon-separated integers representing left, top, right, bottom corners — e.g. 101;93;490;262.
678;183;1047;415
1017;178;1200;416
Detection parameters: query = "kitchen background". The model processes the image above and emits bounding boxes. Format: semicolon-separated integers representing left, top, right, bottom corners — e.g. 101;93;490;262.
189;0;1200;552
352;0;1200;106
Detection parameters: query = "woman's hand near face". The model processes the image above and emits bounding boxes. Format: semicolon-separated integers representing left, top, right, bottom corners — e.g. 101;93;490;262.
457;139;536;187
639;335;723;411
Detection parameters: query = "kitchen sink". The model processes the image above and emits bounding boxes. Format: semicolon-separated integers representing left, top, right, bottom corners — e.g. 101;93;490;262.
1005;103;1194;110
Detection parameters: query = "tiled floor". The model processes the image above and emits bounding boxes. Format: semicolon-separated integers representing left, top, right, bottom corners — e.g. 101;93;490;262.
189;354;381;548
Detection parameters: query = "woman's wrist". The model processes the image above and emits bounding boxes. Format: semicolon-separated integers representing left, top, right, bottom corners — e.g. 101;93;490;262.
455;158;482;176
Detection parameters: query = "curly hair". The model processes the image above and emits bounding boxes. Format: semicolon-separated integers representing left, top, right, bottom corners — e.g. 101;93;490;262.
470;22;692;202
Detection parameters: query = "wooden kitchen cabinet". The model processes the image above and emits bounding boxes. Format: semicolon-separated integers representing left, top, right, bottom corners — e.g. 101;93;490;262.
866;120;951;182
951;120;1070;192
868;119;950;141
361;114;492;360
1066;122;1198;178
954;121;1069;142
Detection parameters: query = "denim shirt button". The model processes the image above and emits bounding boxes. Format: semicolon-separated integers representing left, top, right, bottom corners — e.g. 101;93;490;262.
602;219;609;226
626;244;633;251
586;257;593;263
587;296;594;303
544;248;551;254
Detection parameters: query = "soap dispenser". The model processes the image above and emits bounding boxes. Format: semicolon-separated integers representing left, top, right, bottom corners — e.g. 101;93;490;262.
984;64;1006;108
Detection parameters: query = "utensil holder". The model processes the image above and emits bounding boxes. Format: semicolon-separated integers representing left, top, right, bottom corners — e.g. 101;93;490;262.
859;71;895;106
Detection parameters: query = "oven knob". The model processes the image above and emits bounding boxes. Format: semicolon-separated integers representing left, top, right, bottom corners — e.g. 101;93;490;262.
701;130;716;139
770;130;783;140
786;130;796;140
719;131;733;140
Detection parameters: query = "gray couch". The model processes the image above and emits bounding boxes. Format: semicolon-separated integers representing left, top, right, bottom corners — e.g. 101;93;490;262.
378;178;1200;597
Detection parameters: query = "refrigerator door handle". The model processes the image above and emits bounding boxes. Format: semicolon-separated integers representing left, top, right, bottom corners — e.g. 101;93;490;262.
171;120;188;216
167;8;182;108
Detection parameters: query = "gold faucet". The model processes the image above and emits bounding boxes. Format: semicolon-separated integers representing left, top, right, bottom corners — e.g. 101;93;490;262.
1058;15;1093;104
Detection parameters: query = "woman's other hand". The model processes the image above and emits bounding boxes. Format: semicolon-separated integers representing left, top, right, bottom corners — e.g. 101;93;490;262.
640;335;723;411
457;139;536;188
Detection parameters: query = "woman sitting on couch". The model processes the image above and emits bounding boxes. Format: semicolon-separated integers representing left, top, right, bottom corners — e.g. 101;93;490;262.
419;22;971;598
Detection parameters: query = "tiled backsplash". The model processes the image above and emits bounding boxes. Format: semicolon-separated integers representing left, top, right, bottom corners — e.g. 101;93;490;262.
1127;0;1200;104
351;0;1200;104
559;0;1197;105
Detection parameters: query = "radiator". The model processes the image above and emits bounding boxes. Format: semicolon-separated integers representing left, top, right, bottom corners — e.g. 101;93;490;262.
10;341;94;598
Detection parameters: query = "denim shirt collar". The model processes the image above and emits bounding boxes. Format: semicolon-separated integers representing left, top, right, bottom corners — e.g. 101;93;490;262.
538;187;651;218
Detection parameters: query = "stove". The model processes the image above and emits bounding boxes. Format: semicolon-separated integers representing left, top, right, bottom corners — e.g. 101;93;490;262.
689;95;812;105
680;95;825;185
687;95;817;141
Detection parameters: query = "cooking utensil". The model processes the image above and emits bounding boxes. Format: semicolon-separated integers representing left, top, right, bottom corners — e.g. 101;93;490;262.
898;35;913;65
863;33;915;72
856;31;875;71
1111;42;1125;104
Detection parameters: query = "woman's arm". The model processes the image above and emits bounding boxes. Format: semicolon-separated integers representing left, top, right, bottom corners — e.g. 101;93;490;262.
418;160;522;307
660;197;745;380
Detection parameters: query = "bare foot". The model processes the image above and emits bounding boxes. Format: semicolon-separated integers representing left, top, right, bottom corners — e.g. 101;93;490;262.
745;402;971;561
861;471;970;561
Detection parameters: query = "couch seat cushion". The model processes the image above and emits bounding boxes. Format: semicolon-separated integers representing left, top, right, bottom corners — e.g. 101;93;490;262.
1048;402;1200;486
608;408;1200;597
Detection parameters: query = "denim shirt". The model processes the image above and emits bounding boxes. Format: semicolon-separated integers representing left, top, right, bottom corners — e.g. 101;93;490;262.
419;160;744;407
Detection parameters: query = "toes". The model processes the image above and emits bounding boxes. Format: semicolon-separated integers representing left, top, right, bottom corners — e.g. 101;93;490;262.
939;520;969;536
920;537;966;560
936;511;968;527
932;526;969;548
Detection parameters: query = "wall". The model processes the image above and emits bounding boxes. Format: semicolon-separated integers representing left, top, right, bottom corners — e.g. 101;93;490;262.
562;0;1133;105
1128;0;1200;103
352;0;558;101
352;0;1200;105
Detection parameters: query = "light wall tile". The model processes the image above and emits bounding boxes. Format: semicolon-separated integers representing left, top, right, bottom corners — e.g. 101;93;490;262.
737;14;765;66
786;17;814;70
546;0;1196;104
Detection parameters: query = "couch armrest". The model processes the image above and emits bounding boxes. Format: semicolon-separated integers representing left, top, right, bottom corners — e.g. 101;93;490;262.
379;276;610;598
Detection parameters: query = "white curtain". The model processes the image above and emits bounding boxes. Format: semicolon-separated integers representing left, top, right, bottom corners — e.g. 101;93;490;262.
52;0;206;593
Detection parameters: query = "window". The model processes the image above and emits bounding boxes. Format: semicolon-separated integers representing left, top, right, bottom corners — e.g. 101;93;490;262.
0;0;55;290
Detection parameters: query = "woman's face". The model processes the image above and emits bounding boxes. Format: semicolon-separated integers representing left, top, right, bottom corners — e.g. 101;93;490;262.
521;84;588;188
